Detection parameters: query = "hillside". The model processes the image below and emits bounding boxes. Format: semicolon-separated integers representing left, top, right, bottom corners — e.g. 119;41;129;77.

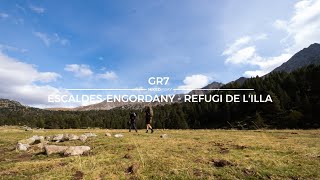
0;99;27;110
272;43;320;73
188;81;224;95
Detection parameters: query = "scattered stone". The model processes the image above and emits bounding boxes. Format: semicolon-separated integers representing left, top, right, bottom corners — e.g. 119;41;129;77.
64;146;91;156
193;169;202;177
124;153;132;159
232;145;247;150
242;168;256;176
194;158;207;164
126;163;140;174
170;169;179;175
52;134;64;142
105;133;112;137
160;134;168;138
83;133;97;137
16;135;46;151
193;168;209;177
16;143;30;151
278;136;288;139
45;145;69;155
66;134;79;141
219;147;230;154
45;136;53;141
73;170;84;180
212;159;233;167
114;134;124;138
28;142;47;152
59;162;68;166
127;145;135;151
213;142;224;147
45;145;91;156
31;135;45;144
18;135;44;145
79;135;87;142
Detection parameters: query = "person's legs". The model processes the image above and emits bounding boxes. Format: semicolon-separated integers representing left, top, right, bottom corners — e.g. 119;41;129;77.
146;123;149;133
149;117;154;133
133;122;137;132
129;122;132;132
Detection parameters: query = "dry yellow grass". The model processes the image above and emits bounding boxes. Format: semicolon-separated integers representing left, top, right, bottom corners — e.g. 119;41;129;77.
0;126;319;179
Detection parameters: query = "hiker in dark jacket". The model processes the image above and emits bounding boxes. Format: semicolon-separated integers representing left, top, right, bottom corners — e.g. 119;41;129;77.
129;112;138;132
145;106;154;133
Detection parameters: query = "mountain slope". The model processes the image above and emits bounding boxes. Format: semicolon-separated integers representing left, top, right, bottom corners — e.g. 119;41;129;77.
0;99;27;110
272;43;320;73
188;81;224;95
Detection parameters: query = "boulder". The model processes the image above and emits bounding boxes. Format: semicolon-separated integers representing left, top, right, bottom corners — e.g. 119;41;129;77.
160;134;168;139
18;135;45;146
114;134;123;138
64;146;91;156
45;136;53;141
16;143;30;151
45;145;69;155
67;134;79;141
83;133;97;137
105;133;112;137
79;135;87;142
29;142;47;152
52;134;64;142
32;135;45;144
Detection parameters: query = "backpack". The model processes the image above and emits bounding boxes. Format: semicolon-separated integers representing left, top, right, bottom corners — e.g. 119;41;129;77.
130;112;136;121
145;106;153;117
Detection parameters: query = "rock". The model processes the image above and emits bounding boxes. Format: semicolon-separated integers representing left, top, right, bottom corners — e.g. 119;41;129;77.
83;133;97;137
29;142;47;152
212;159;233;167
44;145;91;156
219;147;230;154
114;134;123;138
45;145;69;155
45;136;53;141
18;138;35;145
123;153;132;159
18;135;45;146
126;145;135;151
52;134;64;142
160;134;168;138
16;143;30;151
105;133;112;137
232;144;247;150
64;134;79;141
243;168;256;176
126;163;140;174
79;135;87;142
64;146;91;156
32;135;45;144
73;171;84;180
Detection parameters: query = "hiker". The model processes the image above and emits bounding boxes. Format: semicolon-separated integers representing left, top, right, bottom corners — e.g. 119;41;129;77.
145;106;154;133
129;112;138;132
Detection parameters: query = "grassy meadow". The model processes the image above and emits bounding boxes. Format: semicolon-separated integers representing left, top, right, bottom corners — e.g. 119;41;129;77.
0;126;319;179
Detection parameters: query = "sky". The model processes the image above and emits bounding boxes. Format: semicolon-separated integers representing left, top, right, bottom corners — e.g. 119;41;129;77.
0;0;320;108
